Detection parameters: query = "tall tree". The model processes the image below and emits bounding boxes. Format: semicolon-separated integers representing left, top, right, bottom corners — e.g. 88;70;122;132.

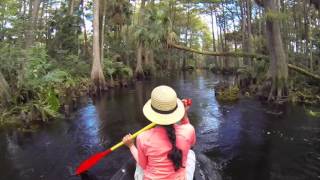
209;3;217;52
91;0;106;91
81;0;89;59
256;0;288;101
182;1;191;70
240;0;253;65
135;0;146;78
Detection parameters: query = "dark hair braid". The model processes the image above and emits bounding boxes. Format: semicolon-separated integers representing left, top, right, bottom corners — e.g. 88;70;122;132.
164;125;183;171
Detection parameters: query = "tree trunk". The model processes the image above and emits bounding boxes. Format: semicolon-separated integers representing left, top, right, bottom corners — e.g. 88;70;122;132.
91;0;106;91
145;48;150;67
145;48;155;72
210;6;216;52
263;0;289;101
38;0;45;38
182;2;190;71
303;1;312;70
240;0;246;63
22;0;27;17
167;48;172;70
149;49;155;70
222;0;229;69
135;42;144;79
0;71;11;105
68;0;76;16
210;8;219;68
25;0;41;48
100;0;106;61
135;0;146;78
219;26;225;69
81;0;89;60
240;0;253;65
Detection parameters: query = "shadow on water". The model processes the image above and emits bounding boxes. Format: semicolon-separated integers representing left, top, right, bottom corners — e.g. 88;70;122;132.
0;71;319;180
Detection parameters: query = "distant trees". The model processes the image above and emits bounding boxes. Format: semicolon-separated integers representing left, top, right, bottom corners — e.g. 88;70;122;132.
0;0;319;103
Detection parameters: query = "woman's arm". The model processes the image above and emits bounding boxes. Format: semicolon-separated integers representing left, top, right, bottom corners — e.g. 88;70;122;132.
136;136;147;168
181;99;191;124
122;134;147;169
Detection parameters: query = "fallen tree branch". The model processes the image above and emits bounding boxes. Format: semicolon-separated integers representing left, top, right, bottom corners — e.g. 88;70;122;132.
168;42;320;82
288;64;320;81
167;42;268;60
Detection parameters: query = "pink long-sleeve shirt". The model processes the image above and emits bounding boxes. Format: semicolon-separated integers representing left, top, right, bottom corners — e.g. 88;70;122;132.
129;118;196;180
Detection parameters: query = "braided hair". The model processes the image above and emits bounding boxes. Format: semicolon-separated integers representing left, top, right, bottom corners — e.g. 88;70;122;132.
163;125;183;171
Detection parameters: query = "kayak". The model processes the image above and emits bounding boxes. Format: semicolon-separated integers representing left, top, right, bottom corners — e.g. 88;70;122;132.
109;151;222;180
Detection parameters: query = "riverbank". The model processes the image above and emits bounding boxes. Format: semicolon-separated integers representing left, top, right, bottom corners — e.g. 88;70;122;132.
2;68;320;131
0;76;134;130
208;66;320;106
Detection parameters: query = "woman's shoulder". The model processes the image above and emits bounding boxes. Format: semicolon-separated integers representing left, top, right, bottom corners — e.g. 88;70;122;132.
137;127;158;141
176;123;195;132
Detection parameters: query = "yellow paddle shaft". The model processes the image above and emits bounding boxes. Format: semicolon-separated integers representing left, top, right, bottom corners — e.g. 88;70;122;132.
110;122;157;151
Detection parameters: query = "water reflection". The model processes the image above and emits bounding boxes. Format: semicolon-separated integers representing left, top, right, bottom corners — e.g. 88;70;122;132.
77;102;100;150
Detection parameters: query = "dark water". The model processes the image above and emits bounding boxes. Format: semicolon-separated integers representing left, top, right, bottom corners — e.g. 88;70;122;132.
1;71;320;180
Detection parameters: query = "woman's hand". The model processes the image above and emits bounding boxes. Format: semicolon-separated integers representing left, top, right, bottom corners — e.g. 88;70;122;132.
182;99;192;112
122;134;134;148
184;104;190;112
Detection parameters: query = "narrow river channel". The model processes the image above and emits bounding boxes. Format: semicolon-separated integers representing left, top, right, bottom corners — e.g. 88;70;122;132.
0;71;319;180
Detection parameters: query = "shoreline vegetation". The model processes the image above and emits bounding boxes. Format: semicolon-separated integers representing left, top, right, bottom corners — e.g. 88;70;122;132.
168;42;320;105
1;0;320;129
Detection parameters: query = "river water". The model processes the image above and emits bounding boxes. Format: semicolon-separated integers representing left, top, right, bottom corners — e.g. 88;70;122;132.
0;71;319;180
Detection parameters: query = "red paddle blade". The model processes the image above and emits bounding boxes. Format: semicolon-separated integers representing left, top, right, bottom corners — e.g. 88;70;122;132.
75;149;112;175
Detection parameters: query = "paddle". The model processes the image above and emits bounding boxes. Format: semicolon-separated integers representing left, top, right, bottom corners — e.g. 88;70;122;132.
75;122;157;175
75;98;192;175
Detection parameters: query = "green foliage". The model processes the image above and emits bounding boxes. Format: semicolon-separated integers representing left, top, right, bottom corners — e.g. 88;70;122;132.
22;88;61;122
24;45;51;84
307;110;320;117
216;85;240;102
55;54;90;77
48;9;82;57
265;11;288;22
103;57;133;80
106;0;132;26
0;43;90;125
131;3;172;48
237;60;268;83
0;43;25;83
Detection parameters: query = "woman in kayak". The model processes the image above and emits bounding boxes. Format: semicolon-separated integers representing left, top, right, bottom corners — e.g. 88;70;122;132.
122;85;196;180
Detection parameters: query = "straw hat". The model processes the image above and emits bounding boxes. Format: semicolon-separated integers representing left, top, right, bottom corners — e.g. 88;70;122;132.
143;85;185;125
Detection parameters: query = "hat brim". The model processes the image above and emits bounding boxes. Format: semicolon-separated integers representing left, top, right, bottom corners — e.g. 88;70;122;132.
143;99;185;125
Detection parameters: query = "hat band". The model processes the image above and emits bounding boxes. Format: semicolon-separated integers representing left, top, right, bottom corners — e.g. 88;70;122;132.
151;104;178;114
